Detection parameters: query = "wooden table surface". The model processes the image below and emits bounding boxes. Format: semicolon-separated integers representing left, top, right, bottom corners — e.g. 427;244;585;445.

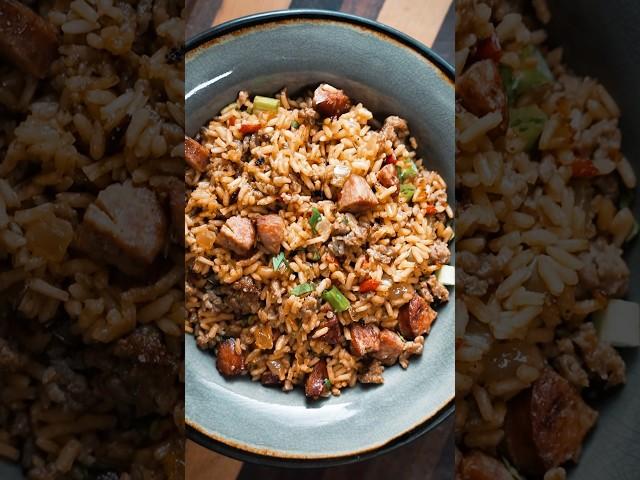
184;1;454;478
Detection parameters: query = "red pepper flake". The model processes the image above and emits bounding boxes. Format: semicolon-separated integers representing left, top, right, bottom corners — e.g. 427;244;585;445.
228;117;236;126
571;159;599;177
471;33;502;63
239;122;261;135
359;278;380;293
425;205;438;215
385;152;398;165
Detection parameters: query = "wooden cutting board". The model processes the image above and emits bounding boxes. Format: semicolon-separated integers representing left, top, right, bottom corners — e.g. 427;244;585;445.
184;1;454;478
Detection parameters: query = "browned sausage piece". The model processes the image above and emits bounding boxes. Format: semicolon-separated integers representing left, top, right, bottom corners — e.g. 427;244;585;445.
260;371;281;386
503;389;545;476
216;216;255;256
0;0;58;79
376;164;399;188
398;295;437;339
216;338;245;377
317;315;341;345
305;359;328;399
338;175;379;213
457;59;507;129
312;84;351;117
531;368;598;469
372;329;404;365
185;135;209;172
256;214;285;254
459;451;514;480
76;182;167;275
350;324;380;357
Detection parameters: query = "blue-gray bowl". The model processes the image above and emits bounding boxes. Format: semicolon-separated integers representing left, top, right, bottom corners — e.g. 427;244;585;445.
185;10;455;465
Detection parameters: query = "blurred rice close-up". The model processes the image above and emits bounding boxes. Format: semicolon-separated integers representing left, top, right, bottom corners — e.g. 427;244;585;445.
0;0;185;478
455;1;638;479
186;84;454;398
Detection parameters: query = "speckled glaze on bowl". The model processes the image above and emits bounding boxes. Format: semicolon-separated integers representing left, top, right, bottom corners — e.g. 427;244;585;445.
185;10;455;465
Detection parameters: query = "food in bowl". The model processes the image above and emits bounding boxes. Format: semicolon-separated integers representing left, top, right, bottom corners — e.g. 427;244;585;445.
455;0;638;478
186;84;453;399
0;0;184;477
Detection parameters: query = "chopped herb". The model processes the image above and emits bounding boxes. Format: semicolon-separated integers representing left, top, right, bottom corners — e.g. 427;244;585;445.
322;286;351;313
309;207;322;234
398;161;418;182
323;378;332;390
291;282;315;297
400;183;416;201
509;105;548;151
291;120;300;129
341;215;349;225
253;95;280;112
272;252;289;271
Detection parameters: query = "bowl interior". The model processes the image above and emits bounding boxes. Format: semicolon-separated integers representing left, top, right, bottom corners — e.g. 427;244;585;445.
547;2;640;478
185;13;455;460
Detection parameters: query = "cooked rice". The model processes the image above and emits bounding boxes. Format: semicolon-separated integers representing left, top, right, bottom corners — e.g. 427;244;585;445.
0;1;184;478
456;0;633;477
186;87;452;397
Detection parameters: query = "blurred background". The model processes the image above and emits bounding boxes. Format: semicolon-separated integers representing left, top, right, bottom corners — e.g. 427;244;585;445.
184;0;454;478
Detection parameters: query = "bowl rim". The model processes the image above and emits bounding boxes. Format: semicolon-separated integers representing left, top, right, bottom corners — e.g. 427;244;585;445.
185;8;455;467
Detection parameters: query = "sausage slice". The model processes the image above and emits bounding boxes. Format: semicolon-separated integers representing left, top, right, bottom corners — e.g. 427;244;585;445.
317;315;341;345
372;329;404;365
216;216;255;256
398;295;437;339
216;338;245;377
0;0;58;78
305;359;329;399
256;214;285;254
313;84;351;117
376;164;399;188
338;175;379;213
349;324;380;357
185;135;209;172
457;59;507;131
459;451;514;480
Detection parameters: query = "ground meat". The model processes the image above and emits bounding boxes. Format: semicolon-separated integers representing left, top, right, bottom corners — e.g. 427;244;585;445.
185;135;209;172
0;0;58;78
256;214;285;254
337;174;379;213
376;163;399;187
216;215;255;256
458;270;489;297
113;325;170;365
76;182;167;276
328;213;368;257
260;371;281;386
381;115;410;144
42;361;92;411
398;295;437;339
312;84;351;117
305;359;329;399
427;240;451;265
457;59;507;131
216;338;245;377
372;329;404;365
426;275;449;303
357;360;384;384
554;353;589;388
571;323;626;386
578;237;630;298
220;276;261;315
350;324;380;357
367;245;394;264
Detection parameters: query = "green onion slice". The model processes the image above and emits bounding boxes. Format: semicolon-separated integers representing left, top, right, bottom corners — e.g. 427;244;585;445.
309;207;322;234
291;282;315;297
399;161;418;182
253;96;280;112
272;252;288;271
321;286;351;313
400;183;416;201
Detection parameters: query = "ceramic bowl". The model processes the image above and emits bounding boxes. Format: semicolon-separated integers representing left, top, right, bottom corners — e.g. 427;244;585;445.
185;10;455;465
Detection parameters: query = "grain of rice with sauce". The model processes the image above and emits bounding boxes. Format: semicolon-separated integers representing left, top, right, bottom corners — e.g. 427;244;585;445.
456;1;636;478
186;83;453;399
